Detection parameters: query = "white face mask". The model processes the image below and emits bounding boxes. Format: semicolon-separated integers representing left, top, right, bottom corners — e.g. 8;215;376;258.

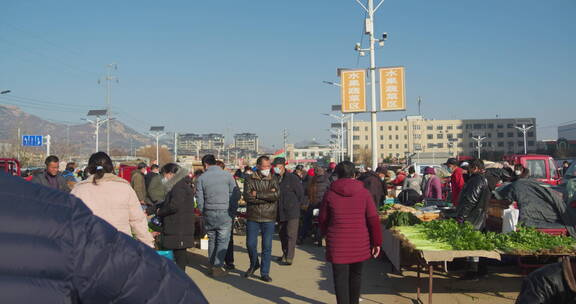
161;177;169;184
515;170;523;176
260;169;270;177
273;167;282;174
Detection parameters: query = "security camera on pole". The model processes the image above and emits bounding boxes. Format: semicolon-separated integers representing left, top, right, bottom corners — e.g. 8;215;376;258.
149;126;166;165
353;0;387;169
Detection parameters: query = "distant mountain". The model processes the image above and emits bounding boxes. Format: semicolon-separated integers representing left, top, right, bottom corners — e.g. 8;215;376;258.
0;105;153;155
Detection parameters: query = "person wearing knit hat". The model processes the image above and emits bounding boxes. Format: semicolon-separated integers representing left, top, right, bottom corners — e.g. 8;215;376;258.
422;167;442;200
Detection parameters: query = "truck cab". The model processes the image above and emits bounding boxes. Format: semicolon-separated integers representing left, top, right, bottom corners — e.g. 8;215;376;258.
503;154;560;185
0;158;21;176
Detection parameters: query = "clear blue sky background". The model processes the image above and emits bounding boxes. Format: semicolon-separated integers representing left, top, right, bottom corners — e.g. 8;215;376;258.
1;0;574;148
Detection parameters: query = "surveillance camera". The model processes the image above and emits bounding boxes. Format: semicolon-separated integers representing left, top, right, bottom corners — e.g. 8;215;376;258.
359;51;365;57
382;32;388;40
354;43;361;51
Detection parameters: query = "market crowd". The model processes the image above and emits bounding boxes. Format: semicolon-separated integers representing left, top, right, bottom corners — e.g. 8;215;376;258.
2;151;576;304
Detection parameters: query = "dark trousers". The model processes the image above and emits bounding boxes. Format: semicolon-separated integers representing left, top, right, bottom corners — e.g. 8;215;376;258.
173;248;188;271
225;231;234;266
332;262;364;304
299;205;317;239
279;218;299;261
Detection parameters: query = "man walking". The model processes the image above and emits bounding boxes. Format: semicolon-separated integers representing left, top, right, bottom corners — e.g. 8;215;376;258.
273;157;304;266
215;160;241;270
243;155;280;282
31;155;70;192
196;155;237;277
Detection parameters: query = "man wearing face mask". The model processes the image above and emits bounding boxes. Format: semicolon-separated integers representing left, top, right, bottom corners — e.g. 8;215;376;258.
243;155;280;282
273;157;305;266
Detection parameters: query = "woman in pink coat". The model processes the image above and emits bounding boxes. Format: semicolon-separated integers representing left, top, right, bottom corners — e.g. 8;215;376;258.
319;161;382;304
422;166;443;200
71;152;154;247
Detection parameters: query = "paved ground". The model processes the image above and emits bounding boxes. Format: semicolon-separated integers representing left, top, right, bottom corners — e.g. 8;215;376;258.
183;237;524;304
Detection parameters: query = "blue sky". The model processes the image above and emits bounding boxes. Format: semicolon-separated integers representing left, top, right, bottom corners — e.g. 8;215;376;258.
0;0;574;147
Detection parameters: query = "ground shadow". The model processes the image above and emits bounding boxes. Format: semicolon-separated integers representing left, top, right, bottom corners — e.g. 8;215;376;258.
183;249;326;304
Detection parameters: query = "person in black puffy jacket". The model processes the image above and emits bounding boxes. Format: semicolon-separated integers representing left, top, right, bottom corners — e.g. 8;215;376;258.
0;172;208;304
516;256;576;304
456;158;491;230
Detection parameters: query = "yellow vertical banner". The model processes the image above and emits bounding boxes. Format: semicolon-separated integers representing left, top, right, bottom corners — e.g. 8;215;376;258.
379;67;405;111
340;69;367;113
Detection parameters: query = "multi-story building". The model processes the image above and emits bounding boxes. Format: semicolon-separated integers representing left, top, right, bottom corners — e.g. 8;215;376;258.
234;133;259;153
348;116;536;162
559;123;576;141
177;133;224;156
285;143;333;163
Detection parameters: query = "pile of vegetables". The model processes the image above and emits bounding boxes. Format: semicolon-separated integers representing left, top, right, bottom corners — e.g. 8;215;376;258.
396;219;576;254
385;211;422;229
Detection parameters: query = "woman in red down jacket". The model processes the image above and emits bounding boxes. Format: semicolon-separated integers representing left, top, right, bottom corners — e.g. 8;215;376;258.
319;161;383;304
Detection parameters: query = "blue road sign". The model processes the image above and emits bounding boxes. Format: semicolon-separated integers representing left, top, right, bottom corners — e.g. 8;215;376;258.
22;135;43;147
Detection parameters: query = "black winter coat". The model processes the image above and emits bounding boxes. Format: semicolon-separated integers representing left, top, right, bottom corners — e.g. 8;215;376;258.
456;173;491;230
516;257;576;304
358;172;385;208
0;173;207;304
305;174;331;207
243;172;280;222
277;172;305;222
158;176;196;249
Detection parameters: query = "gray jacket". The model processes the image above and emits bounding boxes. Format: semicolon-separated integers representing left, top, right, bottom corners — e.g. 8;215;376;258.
403;174;423;195
30;171;71;192
196;166;238;212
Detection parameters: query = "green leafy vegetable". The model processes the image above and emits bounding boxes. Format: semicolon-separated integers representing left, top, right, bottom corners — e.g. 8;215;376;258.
385;211;422;229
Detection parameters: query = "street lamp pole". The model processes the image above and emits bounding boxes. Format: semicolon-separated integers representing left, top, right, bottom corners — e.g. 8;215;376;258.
472;136;487;159
514;124;533;155
149;126;166;165
85;110;109;153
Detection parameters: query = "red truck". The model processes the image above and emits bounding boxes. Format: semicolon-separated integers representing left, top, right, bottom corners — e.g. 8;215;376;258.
0;158;21;176
503;154;561;185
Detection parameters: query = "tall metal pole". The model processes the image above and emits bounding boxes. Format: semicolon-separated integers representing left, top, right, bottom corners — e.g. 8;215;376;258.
515;124;533;155
156;135;160;165
45;135;51;156
368;0;378;170
350;113;354;163
95;117;100;152
174;132;178;162
340;115;345;162
472;136;486;159
102;64;118;155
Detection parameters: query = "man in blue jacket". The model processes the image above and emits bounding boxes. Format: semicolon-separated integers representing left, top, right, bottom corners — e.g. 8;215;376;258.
0;172;208;304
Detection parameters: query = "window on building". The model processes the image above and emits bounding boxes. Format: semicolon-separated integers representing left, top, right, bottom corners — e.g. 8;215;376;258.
353;144;360;149
427;134;434;140
365;144;368;149
457;134;463;138
395;144;399;149
427;143;435;148
380;135;384;140
473;124;484;129
447;134;453;139
487;123;494;129
389;153;393;158
437;134;444;139
508;142;514;146
381;154;385;158
498;142;504;147
528;141;535;146
486;142;492;147
497;133;504;138
380;144;384;149
414;134;422;139
457;125;463;129
294;152;299;157
507;123;514;128
404;144;408;148
447;125;453;130
427;126;433;130
414;144;422;150
365;127;368;131
507;132;514;137
395;135;399;140
437;143;444;148
389;144;393;149
404;126;407;130
319;152;324;156
497;124;504;129
395;126;399;131
487;133;492;138
353;127;360;131
458;143;463;147
518;132;523;138
436;125;443;130
365;136;368;140
302;152;307;157
518;141;524;146
389;135;393;140
379;126;383;131
353;136;360;140
527;132;535;137
388;126;392;131
404;135;407;140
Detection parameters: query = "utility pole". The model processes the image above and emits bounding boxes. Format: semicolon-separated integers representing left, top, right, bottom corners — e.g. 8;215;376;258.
99;64;118;155
45;135;51;156
472;136;486;159
514;124;533;155
174;132;178;162
417;96;422;116
149;126;165;165
85;110;109;153
283;129;288;157
354;0;385;170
